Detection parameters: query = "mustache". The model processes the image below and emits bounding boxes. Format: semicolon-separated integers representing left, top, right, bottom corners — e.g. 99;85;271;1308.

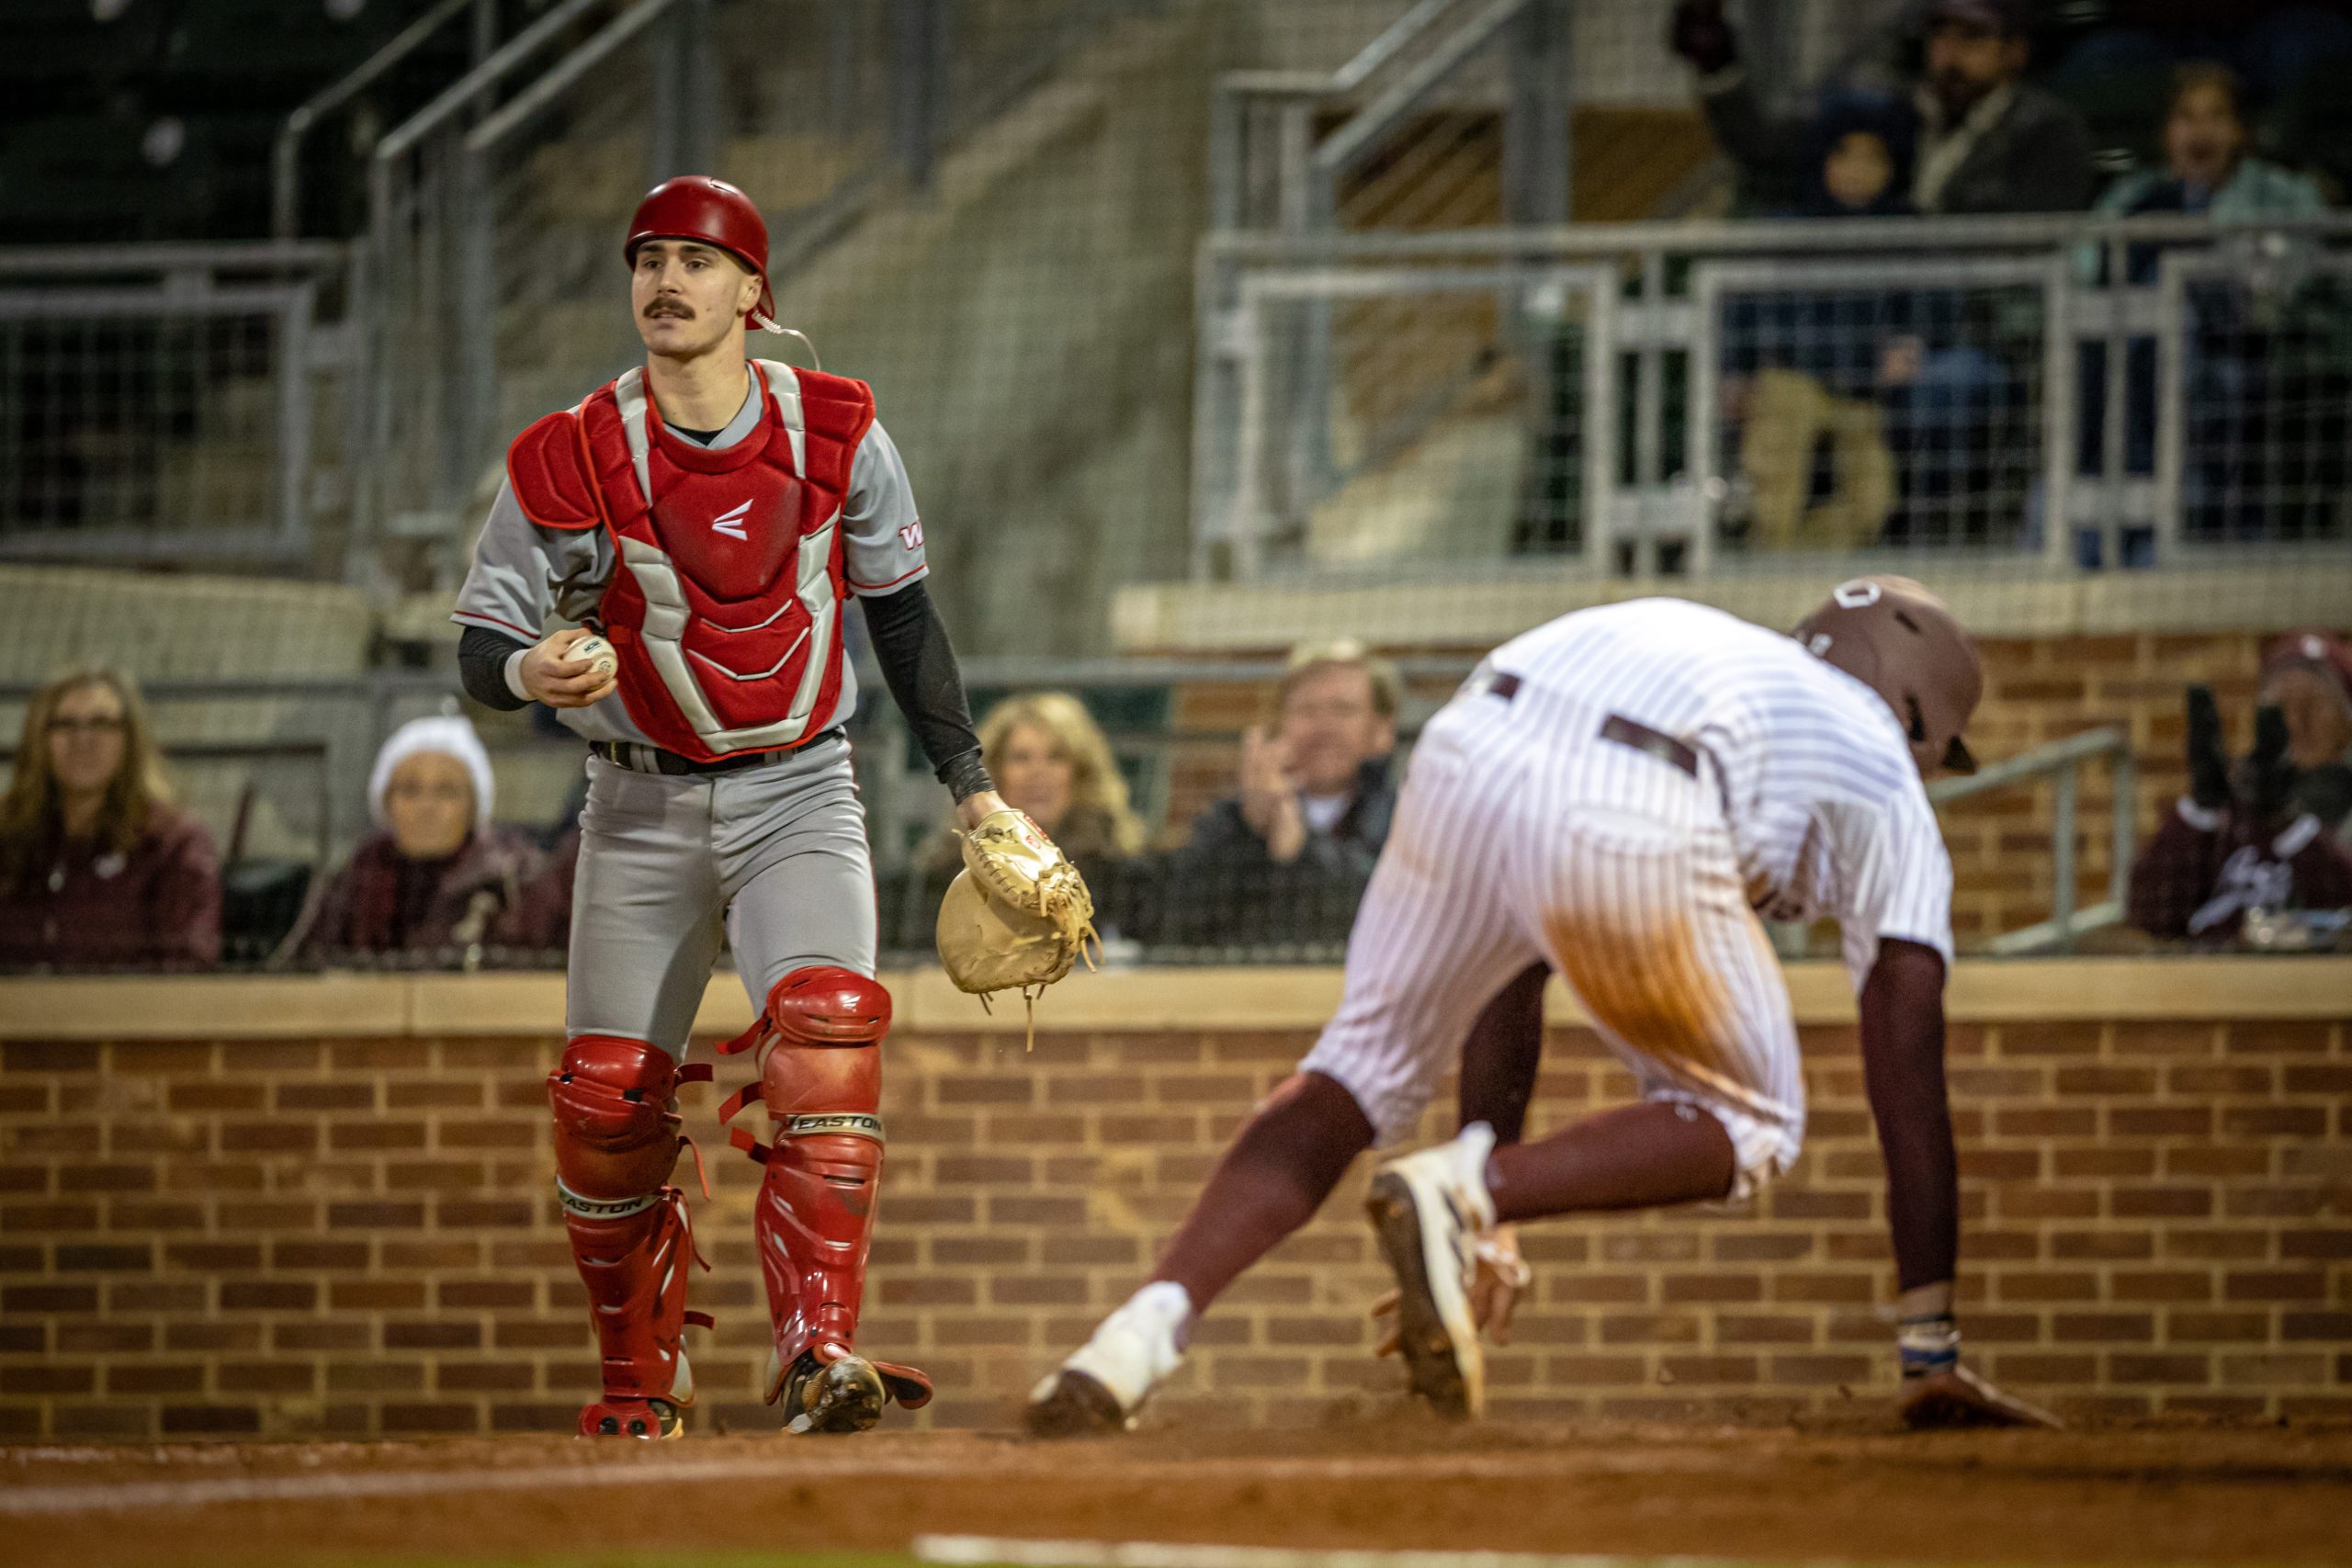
642;300;694;320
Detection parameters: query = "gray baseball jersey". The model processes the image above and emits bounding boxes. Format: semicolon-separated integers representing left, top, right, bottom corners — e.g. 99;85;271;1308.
449;362;925;1055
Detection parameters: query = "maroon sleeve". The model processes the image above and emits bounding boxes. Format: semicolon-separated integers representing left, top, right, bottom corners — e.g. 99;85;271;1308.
1455;961;1550;1145
1859;938;1956;1292
286;857;361;961
148;815;221;968
2283;818;2352;911
515;829;579;953
2128;802;2224;939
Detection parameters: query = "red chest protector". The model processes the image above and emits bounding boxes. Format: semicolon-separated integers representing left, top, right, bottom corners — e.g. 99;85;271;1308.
504;360;875;761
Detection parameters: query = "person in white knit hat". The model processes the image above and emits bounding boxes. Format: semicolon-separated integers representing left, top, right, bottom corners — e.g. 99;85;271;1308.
279;715;566;964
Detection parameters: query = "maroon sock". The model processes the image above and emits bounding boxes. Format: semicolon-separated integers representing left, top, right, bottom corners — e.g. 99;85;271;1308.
1150;1071;1374;1313
1487;1100;1736;1222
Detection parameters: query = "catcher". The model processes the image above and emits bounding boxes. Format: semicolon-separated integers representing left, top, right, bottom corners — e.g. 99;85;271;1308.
452;176;1088;1439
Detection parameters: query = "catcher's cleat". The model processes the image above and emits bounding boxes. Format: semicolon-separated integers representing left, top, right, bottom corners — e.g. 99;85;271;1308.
1023;1280;1190;1438
779;1347;888;1435
1366;1122;1498;1420
579;1393;685;1440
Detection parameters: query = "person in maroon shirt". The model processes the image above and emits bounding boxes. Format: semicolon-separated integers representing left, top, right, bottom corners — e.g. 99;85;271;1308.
277;714;565;966
0;669;220;971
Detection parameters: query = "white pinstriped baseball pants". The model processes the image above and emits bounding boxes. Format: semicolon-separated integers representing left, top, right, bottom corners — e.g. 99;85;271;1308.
1297;676;1805;1195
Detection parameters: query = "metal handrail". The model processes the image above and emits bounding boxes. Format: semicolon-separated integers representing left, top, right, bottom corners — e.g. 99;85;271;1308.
1216;0;1472;103
1205;209;2352;262
1315;0;1525;182
373;0;616;167
1928;726;2137;955
462;0;677;154
0;241;349;276
272;0;481;238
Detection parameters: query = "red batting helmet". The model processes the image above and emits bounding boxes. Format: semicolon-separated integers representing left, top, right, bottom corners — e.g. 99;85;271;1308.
624;175;777;331
1793;575;1984;776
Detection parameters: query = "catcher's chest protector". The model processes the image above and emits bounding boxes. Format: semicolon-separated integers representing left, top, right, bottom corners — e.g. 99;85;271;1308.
507;360;875;761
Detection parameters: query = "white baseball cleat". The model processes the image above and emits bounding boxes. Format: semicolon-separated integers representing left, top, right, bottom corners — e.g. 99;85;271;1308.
1023;1280;1191;1437
1366;1122;1498;1419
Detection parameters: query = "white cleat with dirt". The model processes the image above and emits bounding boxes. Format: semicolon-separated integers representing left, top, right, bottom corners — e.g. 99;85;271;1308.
1023;1280;1191;1437
1366;1122;1498;1420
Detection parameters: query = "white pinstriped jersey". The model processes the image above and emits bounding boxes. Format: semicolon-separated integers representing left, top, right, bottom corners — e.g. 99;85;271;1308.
1486;599;1954;989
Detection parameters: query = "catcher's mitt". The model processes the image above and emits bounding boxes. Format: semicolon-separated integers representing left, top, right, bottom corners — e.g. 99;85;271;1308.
935;808;1098;1044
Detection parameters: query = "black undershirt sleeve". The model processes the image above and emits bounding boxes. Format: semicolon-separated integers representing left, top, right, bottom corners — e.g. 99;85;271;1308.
458;625;533;712
859;581;992;802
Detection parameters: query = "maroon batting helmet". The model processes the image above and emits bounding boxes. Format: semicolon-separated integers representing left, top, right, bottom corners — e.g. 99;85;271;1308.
1793;575;1983;775
624;175;777;331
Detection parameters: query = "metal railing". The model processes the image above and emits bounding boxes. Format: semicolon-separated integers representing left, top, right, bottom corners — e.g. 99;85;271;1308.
1927;725;2136;956
357;0;1116;548
272;0;491;241
1194;212;2352;579
0;243;356;567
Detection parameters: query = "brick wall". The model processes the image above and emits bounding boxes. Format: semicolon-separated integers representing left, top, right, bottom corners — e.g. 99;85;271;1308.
3;998;2346;1438
1165;631;2332;942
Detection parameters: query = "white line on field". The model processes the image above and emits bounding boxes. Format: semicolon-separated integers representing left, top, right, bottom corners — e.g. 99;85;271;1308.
913;1539;1847;1568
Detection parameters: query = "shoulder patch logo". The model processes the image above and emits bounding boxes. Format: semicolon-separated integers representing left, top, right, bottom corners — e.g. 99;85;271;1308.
898;519;924;551
711;499;752;540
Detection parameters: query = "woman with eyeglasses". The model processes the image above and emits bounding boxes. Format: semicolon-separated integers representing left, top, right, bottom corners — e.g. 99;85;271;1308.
0;668;221;970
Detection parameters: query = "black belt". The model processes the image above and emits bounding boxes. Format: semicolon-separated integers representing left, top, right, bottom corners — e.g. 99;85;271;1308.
592;729;841;776
1600;715;1699;777
1485;673;1698;779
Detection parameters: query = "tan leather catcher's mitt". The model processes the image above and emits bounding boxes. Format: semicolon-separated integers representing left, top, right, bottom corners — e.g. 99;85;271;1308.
935;809;1098;1042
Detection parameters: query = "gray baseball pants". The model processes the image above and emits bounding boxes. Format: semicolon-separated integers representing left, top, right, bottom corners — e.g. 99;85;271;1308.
564;730;877;1058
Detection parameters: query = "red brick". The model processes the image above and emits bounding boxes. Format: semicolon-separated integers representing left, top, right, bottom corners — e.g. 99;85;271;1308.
2225;1022;2333;1055
2109;1354;2211;1383
2003;1024;2104;1058
2224;1270;2327;1303
2054;1066;2155;1097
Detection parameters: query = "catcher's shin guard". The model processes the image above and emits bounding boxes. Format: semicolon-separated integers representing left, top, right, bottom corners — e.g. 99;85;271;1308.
548;1034;713;1439
718;967;933;1428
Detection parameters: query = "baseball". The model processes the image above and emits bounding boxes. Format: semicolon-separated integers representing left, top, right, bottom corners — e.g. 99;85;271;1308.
571;634;616;681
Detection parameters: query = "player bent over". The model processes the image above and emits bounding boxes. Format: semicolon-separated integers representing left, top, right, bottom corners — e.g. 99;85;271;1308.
454;177;1026;1438
1029;579;2055;1434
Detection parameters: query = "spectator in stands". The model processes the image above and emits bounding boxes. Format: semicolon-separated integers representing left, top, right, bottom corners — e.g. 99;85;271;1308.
0;668;220;970
920;692;1157;942
2262;630;2352;843
1672;0;2093;216
279;715;562;966
2049;3;2352;179
2129;663;2352;946
1164;640;1400;953
2074;65;2331;562
2085;64;2325;276
1723;94;1917;551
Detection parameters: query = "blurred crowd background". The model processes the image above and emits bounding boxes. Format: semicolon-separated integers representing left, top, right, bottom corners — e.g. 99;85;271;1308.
3;0;2350;976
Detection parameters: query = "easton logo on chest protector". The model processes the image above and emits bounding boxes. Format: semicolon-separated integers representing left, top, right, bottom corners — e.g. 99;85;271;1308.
502;360;879;761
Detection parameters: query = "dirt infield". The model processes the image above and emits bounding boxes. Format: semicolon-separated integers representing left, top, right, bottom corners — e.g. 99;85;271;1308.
6;1414;2350;1568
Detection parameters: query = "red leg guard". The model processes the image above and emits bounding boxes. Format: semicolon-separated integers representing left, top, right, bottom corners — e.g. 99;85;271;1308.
718;969;928;1409
548;1035;711;1437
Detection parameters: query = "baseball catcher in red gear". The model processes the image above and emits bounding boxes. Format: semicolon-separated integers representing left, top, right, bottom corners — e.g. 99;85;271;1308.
458;176;1057;1438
